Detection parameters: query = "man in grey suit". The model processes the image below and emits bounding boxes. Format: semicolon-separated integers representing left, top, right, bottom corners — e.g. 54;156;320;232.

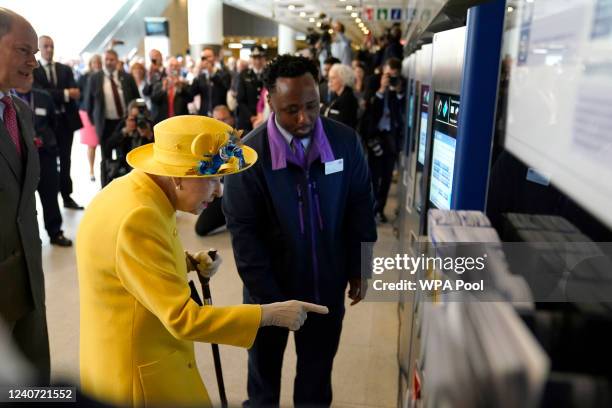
85;48;139;187
0;7;50;384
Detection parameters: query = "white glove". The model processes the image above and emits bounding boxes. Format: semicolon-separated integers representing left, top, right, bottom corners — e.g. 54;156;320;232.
185;250;222;279
260;300;329;331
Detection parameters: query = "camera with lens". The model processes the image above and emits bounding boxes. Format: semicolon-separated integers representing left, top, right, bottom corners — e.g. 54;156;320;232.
133;99;152;130
389;75;399;87
136;113;151;130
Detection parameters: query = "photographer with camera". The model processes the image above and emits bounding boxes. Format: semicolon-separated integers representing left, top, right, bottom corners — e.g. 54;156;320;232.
150;57;193;124
104;99;153;184
363;57;405;223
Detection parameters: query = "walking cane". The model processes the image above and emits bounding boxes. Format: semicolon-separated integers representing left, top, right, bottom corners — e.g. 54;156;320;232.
187;250;228;408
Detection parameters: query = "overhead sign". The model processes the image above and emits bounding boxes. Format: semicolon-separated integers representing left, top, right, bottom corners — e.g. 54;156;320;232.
391;8;403;21
366;7;408;22
377;8;389;21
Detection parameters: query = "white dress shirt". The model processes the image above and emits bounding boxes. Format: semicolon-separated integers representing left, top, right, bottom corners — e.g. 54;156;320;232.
102;68;126;120
39;57;70;103
0;90;9;122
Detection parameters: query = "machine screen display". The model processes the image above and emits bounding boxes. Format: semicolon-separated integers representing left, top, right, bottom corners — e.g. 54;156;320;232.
428;93;460;210
404;80;416;155
414;84;431;213
417;112;428;165
408;90;415;133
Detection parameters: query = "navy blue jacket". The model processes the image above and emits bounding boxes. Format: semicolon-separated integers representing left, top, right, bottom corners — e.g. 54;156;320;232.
15;89;58;153
223;117;377;310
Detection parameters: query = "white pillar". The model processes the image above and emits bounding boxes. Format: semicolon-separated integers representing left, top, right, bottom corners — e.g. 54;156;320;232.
277;24;296;55
188;0;223;48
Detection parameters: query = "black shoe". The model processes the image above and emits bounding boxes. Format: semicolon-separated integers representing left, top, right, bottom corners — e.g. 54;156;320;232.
63;196;84;210
50;232;73;247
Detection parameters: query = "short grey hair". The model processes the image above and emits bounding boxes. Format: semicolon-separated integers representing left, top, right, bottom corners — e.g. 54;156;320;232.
0;8;15;39
329;63;355;88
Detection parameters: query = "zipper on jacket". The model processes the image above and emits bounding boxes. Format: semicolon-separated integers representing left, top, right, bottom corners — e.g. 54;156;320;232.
312;181;324;231
306;173;321;304
296;184;305;235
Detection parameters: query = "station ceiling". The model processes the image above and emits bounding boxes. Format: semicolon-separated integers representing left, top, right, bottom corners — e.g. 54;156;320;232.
224;0;410;42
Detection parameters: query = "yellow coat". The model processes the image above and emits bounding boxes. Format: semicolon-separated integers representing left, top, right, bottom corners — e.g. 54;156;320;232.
76;170;261;407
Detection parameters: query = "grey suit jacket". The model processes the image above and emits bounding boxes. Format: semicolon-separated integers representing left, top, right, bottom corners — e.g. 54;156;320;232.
0;96;44;323
85;70;140;140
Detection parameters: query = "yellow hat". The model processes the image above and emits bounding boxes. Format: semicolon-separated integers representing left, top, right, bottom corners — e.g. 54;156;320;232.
126;115;257;178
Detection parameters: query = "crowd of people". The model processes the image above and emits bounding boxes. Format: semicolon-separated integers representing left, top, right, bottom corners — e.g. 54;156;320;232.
1;6;405;406
16;20;407;242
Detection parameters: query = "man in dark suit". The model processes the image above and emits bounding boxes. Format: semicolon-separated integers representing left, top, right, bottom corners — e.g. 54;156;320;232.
15;78;72;247
141;48;166;107
149;57;193;124
86;48;139;187
190;46;230;117
224;55;377;407
236;45;266;132
33;35;83;209
363;57;406;222
0;7;50;384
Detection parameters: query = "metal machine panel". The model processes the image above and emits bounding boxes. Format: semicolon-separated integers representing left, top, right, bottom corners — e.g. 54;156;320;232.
504;0;612;229
419;27;467;229
403;44;434;249
432;27;467;97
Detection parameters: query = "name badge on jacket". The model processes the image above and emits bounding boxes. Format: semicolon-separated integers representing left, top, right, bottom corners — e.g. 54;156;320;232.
325;158;343;175
35;107;47;116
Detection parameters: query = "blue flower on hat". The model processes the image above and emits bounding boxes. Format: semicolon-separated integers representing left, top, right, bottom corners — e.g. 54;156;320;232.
189;129;247;176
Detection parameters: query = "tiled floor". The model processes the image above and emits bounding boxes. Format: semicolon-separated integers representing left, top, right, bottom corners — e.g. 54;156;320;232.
40;138;400;407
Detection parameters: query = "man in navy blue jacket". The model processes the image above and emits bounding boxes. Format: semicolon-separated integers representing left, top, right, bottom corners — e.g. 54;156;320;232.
14;78;72;247
223;55;377;407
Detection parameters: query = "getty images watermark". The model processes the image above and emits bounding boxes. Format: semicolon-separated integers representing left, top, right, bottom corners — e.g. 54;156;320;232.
359;242;612;303
371;253;488;292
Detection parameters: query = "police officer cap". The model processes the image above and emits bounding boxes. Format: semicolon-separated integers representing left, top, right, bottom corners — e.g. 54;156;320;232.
250;45;266;58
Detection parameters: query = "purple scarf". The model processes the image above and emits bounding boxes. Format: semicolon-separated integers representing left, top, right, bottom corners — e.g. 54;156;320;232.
267;113;335;171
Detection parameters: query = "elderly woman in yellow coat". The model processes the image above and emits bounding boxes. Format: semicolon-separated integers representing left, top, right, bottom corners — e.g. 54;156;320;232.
76;115;328;407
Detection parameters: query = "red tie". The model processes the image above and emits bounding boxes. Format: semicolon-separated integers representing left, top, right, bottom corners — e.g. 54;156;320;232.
109;74;124;118
1;96;22;156
168;84;175;118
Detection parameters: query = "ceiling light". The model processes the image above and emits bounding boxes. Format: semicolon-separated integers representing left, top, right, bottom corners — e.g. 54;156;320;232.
328;29;334;34
358;22;364;28
346;5;353;11
316;21;322;27
309;17;315;22
228;43;242;49
355;18;362;23
350;12;358;18
507;6;514;12
299;11;306;17
288;5;295;10
339;0;346;2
